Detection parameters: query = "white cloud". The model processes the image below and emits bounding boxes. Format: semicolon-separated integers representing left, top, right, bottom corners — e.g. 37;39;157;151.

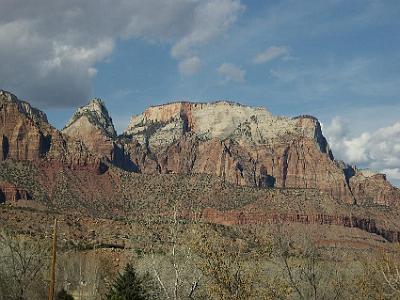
217;63;245;83
383;168;400;181
324;118;400;186
0;0;244;107
171;0;244;58
178;56;202;75
253;46;289;64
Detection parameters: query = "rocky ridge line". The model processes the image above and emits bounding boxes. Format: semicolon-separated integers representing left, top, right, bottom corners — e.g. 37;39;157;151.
59;98;400;207
0;90;107;174
1;90;399;208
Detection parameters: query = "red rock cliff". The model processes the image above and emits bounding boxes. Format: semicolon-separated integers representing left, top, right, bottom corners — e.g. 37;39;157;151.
119;102;400;206
0;90;107;174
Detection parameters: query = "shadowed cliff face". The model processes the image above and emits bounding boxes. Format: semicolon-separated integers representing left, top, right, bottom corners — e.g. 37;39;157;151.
0;181;31;203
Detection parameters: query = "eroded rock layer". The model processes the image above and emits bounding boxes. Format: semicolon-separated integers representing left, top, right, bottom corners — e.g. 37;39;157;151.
118;101;399;206
0;181;30;203
2;91;399;209
0;90;107;174
62;98;117;161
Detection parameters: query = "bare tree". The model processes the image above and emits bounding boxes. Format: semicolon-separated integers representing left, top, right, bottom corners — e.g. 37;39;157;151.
143;205;202;300
0;230;49;300
272;225;344;300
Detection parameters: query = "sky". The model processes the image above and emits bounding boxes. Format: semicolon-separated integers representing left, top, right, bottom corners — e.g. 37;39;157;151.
1;0;399;186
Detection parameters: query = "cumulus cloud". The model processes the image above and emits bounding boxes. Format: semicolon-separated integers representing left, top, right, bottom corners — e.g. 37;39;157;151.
253;46;289;64
324;117;400;186
0;0;244;107
217;63;246;83
178;56;202;75
171;0;244;58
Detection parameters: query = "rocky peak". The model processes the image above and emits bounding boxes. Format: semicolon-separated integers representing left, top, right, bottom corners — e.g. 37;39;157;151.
62;98;117;162
0;90;48;124
125;101;333;152
63;98;116;139
292;115;333;158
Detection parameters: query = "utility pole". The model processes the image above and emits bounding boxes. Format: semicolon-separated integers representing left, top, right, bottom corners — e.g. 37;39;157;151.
48;218;58;300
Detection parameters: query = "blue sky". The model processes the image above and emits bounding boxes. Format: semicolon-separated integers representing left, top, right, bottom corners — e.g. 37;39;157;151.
1;0;399;185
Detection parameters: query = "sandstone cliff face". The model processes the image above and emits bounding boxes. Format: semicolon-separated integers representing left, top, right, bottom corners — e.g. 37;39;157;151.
61;98;138;172
199;208;400;242
2;91;399;207
349;169;400;206
120;101;400;206
62;98;117;160
0;90;54;161
0;90;107;174
122;102;357;203
0;181;30;203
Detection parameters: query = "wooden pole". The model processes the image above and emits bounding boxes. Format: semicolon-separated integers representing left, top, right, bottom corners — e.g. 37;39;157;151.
48;218;58;300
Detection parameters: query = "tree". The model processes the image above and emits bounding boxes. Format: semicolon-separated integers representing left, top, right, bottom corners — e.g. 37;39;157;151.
272;226;345;300
136;205;203;300
106;263;157;300
0;230;49;300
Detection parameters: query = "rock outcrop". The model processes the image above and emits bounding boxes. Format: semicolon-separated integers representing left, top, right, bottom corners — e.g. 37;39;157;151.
113;101;400;206
61;98;138;171
0;181;30;203
200;208;400;242
0;90;55;161
122;102;357;203
62;98;117;160
349;169;400;206
0;90;107;174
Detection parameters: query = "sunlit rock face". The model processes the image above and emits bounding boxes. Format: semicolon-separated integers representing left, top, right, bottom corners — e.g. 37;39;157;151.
122;101;360;203
125;102;330;150
349;169;400;206
0;89;54;161
62;98;117;160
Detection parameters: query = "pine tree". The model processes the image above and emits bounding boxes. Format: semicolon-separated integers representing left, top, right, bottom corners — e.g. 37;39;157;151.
55;288;74;300
106;263;155;300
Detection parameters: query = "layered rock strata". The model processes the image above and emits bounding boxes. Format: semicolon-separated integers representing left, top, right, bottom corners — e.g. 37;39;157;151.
3;91;399;207
62;98;117;160
0;181;30;203
200;208;400;242
0;90;107;174
121;101;399;205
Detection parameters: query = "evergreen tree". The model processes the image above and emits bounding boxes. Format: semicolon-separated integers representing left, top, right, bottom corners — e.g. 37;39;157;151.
106;263;156;300
55;289;74;300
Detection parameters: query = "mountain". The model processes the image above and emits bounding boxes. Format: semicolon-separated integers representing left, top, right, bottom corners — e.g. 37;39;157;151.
116;101;397;207
62;98;117;161
1;91;400;244
52;98;400;208
0;90;107;173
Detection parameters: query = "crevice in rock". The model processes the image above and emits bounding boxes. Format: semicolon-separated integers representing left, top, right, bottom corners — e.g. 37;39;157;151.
2;135;9;160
